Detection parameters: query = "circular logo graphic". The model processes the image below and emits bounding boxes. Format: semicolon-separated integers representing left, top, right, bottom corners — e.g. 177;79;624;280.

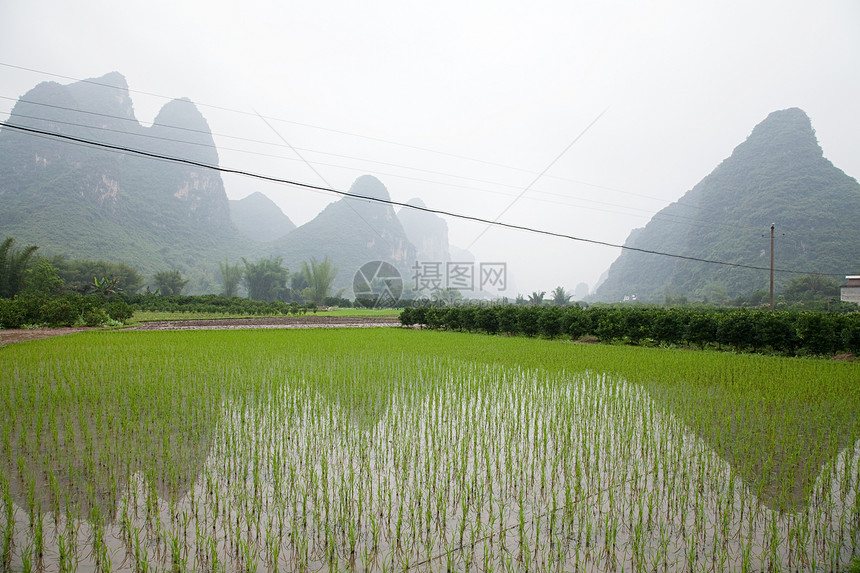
353;261;403;308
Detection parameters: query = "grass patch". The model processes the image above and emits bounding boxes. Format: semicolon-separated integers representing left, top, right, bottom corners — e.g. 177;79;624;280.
1;328;857;571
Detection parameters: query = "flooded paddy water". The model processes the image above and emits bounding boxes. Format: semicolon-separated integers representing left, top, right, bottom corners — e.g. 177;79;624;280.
1;328;858;571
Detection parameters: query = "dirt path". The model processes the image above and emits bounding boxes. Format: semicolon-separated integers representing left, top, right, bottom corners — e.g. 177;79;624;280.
0;327;92;347
131;315;401;331
1;315;401;347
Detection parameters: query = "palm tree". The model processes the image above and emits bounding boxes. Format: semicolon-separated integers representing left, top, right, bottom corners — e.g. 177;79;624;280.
551;286;572;306
0;237;39;298
301;257;339;305
527;290;546;306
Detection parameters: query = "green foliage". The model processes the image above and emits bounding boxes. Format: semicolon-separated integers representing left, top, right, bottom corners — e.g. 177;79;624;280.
0;296;32;328
218;259;243;298
517;306;541;336
403;303;860;356
550;286;572;306
300;256;339;305
0;293;283;328
39;297;82;326
89;276;121;296
82;307;110;327
153;269;189;296
685;311;719;350
0;327;855;570
51;257;145;294
559;306;591;340
126;293;316;316
23;258;65;296
0;237;39;298
0;293;123;328
104;300;134;322
527;290;546;306
322;296;352;308
242;257;289;302
782;273;840;302
794;312;840;355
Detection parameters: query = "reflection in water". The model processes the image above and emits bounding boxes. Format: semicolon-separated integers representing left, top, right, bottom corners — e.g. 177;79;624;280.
1;366;219;529
645;379;859;512
1;342;857;572
2;395;217;525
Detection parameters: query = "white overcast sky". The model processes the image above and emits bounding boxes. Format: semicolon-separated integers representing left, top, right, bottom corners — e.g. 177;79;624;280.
1;0;858;295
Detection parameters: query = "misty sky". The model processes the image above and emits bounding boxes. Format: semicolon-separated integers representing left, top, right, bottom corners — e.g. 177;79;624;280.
2;0;858;295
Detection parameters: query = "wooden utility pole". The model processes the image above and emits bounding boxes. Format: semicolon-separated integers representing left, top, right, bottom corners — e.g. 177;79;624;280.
769;223;775;311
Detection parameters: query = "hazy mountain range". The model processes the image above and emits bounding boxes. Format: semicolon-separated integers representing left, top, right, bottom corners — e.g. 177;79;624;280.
1;73;857;300
229;192;295;243
0;73;453;294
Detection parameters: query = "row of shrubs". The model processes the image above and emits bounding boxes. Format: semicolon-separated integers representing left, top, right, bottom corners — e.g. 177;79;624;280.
126;294;320;316
400;304;860;356
0;293;336;329
0;294;134;328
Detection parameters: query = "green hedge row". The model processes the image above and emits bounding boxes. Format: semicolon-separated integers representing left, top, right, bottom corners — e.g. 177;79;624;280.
126;294;317;316
0;294;133;328
400;305;860;356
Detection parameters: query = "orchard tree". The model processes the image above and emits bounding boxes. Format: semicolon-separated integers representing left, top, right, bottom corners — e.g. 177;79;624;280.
24;258;64;296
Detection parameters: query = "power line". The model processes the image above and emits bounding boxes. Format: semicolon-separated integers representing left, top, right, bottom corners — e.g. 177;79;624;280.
4;99;731;232
0;69;711;225
467;108;608;249
0;120;843;278
0;62;703;209
253;109;395;250
0;62;555;175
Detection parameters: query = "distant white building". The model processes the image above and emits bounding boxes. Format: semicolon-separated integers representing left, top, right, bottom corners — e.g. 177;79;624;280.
841;276;860;304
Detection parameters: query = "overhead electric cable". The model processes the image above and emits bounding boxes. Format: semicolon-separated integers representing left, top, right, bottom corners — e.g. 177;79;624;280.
4;104;730;231
0;62;704;210
466;108;608;249
0;120;842;278
253;109;394;249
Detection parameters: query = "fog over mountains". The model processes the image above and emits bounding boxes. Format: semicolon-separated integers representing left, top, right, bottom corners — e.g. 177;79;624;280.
1;73;857;300
0;73;455;294
229;192;296;243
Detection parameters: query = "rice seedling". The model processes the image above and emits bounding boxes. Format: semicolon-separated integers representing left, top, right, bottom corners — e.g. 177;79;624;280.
0;328;857;571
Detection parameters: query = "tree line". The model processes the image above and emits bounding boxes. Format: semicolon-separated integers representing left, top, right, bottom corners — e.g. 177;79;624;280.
400;304;860;357
0;236;345;304
0;236;349;327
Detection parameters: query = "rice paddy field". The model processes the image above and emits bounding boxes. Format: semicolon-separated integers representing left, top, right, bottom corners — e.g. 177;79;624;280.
0;327;858;572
